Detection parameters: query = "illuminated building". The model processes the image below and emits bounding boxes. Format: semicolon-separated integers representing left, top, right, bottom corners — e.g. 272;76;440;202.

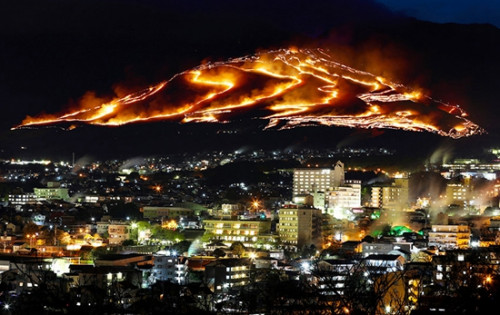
292;194;314;206
64;265;142;291
142;206;193;220
107;221;132;245
371;178;409;210
428;225;471;249
361;241;412;258
316;259;356;296
446;178;473;206
203;219;272;246
204;258;252;292
151;250;187;285
327;180;361;210
8;193;36;205
363;254;406;274
211;203;244;219
440;158;498;180
293;161;345;196
277;205;322;247
33;187;69;201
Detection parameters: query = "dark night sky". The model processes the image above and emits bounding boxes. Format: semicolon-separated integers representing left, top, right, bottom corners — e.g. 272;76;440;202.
0;0;499;160
378;0;500;28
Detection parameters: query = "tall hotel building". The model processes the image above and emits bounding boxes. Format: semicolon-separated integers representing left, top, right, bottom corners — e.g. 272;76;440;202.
293;161;345;196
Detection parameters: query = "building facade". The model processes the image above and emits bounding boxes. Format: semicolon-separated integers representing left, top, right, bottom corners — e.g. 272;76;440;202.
428;225;471;249
293;161;345;196
327;181;361;209
33;187;70;201
371;178;409;210
278;206;322;247
151;251;188;284
203;219;272;246
204;258;251;292
107;221;131;245
142;206;194;220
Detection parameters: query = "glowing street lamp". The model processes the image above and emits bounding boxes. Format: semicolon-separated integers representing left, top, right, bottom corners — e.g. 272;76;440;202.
154;185;162;193
485;275;493;285
26;233;38;248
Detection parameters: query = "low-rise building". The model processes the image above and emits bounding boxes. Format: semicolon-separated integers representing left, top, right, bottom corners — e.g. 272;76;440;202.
363;254;406;274
33;187;70;201
204;258;252;292
428;225;471;249
361;241;412;259
142;206;194;220
107;221;131;245
95;253;152;266
203;219;271;246
8;193;37;205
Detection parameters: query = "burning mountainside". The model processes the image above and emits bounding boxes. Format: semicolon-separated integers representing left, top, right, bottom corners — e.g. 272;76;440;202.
14;48;484;138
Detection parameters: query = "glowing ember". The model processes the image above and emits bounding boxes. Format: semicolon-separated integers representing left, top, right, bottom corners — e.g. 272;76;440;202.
13;48;484;138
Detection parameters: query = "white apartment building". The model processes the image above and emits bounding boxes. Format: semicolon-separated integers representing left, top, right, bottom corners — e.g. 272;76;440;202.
293;161;345;196
151;250;187;284
327;181;361;209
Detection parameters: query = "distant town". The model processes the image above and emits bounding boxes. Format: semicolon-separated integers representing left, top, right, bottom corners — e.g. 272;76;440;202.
0;147;499;313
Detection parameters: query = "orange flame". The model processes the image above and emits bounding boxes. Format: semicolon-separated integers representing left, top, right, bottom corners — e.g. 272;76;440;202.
13;48;484;138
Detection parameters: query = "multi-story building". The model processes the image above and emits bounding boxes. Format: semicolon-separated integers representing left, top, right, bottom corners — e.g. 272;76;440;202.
446;178;473;206
33;187;69;201
142;206;194;220
293;161;345;196
151;250;188;284
204;258;252;292
278;205;322;247
432;247;500;287
371;178;409;210
8;193;37;205
107;221;131;245
203;219;272;246
428;225;471;249
316;258;357;296
327;180;361;210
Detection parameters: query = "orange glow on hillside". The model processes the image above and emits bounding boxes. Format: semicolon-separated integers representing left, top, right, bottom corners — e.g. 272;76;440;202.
13;48;484;138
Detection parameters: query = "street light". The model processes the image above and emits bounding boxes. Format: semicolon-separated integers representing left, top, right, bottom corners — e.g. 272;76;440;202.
485;275;493;285
26;233;38;249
